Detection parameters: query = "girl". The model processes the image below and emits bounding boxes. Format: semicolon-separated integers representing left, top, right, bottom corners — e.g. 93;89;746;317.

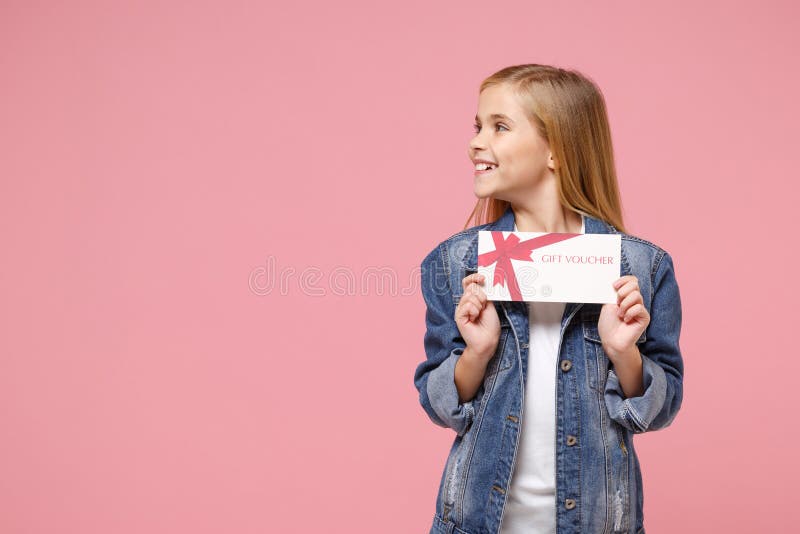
413;64;684;534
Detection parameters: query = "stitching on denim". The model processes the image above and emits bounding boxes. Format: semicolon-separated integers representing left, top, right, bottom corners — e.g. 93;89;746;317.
438;222;492;247
648;250;667;324
620;245;632;277
573;347;583;529
650;249;666;280
439;242;452;281
624;399;648;433
598;368;612;534
464;402;474;433
620;234;666;254
438;243;457;321
620;402;632;432
597;218;663;251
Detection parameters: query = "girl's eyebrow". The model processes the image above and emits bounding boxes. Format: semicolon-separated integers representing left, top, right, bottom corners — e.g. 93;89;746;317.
474;113;515;124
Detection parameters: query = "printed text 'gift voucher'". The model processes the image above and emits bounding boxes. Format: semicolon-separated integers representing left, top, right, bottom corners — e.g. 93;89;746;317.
477;230;621;303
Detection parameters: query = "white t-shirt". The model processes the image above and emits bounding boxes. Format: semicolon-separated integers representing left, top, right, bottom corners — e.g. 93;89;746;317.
500;214;585;533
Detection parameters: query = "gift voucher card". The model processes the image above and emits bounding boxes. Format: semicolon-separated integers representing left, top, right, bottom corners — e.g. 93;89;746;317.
477;230;621;303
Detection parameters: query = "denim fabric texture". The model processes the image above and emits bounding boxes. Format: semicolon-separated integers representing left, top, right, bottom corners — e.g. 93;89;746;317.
413;205;683;534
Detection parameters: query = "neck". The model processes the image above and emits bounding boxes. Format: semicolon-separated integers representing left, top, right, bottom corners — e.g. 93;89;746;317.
509;176;582;233
512;203;582;234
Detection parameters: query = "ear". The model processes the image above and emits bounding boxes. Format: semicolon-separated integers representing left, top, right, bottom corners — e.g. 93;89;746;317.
547;152;558;171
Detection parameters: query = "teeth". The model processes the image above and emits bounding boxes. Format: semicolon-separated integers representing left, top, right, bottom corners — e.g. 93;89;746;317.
476;163;496;171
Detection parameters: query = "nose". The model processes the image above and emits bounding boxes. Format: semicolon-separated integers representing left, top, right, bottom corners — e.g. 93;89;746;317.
468;132;485;156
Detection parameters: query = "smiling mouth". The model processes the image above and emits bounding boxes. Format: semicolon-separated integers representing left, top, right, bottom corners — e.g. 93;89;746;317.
474;166;497;176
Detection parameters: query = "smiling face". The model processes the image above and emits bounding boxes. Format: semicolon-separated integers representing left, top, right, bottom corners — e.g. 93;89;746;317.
468;83;556;203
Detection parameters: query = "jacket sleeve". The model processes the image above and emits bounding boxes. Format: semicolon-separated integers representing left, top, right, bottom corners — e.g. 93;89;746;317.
604;251;684;434
413;243;476;436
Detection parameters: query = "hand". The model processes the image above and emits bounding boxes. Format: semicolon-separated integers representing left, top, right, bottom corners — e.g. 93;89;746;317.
455;273;501;362
598;275;650;362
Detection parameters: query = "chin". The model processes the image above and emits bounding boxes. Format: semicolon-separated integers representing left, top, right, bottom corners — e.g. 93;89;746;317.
473;187;488;198
475;187;508;203
474;188;496;200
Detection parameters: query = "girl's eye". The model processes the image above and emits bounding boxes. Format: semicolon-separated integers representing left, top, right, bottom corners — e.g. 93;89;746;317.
473;123;508;133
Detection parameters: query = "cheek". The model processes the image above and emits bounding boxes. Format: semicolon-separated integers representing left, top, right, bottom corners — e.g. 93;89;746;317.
506;143;540;167
504;153;537;176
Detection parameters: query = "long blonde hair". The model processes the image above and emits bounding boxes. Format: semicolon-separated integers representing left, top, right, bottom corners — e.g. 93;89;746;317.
464;64;627;234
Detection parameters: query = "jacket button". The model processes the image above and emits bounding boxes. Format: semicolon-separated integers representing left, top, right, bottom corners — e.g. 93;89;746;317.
566;435;577;446
565;498;576;510
560;359;572;372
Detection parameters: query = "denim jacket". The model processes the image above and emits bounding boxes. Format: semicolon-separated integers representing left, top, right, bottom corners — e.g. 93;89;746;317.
413;206;684;534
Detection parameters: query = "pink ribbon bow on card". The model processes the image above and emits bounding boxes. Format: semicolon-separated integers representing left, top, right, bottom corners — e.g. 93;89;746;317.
477;231;581;301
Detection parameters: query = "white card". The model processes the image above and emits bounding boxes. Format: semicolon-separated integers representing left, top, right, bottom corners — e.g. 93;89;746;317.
477;230;621;303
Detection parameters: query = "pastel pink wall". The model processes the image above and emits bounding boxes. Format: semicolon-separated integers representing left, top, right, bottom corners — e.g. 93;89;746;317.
1;1;797;532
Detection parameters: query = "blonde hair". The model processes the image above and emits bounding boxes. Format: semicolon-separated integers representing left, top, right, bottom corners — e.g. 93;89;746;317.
464;64;627;234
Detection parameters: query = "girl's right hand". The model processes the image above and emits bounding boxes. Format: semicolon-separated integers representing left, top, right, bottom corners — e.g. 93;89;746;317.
455;273;501;362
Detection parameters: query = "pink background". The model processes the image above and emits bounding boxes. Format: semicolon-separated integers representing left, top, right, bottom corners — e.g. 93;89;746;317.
1;1;797;532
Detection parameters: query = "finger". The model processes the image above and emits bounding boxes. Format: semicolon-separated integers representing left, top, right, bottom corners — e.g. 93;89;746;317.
466;282;488;303
462;273;486;291
618;278;640;296
612;275;636;290
615;279;641;303
456;300;478;321
465;294;485;311
466;281;484;298
465;302;480;321
617;291;643;317
465;285;487;305
622;303;647;323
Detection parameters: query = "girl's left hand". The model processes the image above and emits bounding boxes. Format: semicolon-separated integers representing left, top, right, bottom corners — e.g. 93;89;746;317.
598;275;650;361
